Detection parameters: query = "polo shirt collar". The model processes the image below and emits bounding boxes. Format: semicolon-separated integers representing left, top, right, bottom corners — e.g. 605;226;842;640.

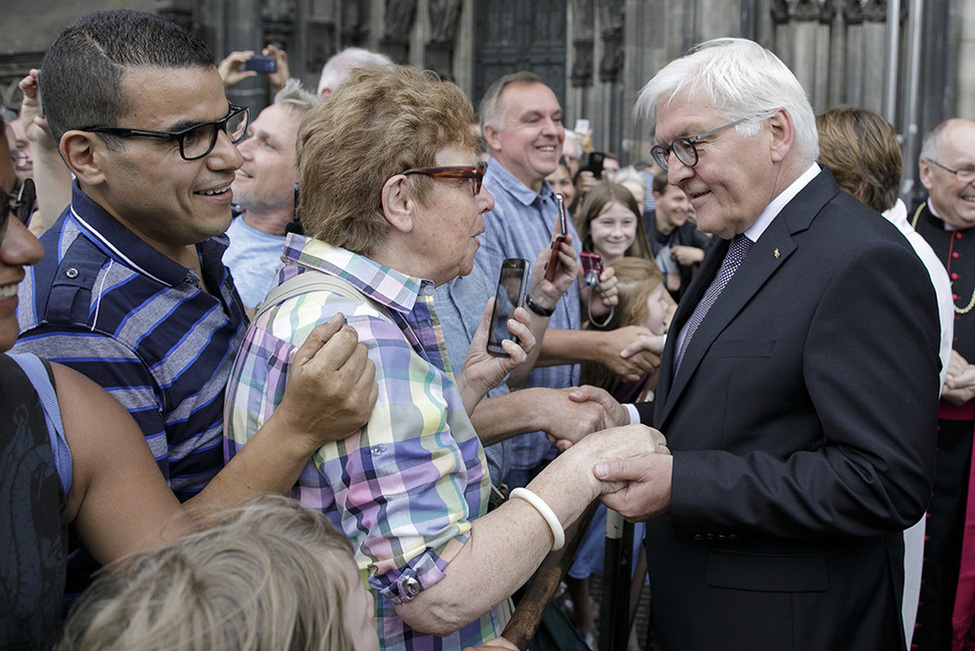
68;182;229;288
485;156;555;207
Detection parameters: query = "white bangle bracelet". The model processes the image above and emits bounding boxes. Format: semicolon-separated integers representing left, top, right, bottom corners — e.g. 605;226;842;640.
509;487;565;551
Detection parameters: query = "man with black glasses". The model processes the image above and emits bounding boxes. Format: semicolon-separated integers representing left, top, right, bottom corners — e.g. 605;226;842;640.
14;9;376;596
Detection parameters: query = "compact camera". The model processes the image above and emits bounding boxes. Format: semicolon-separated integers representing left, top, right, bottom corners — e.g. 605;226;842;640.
580;252;603;289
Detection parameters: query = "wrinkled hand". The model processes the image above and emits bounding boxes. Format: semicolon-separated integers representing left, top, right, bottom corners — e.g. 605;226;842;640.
567;384;630;431
671;245;705;266
464;637;519;651
528;233;578;311
261;44;291;91
276;314;378;450
565;424;668;497
18;71;56;151
218;50;259;88
943;350;975;405
594;451;673;521
542;387;616;450
596;325;661;382
457;298;536;411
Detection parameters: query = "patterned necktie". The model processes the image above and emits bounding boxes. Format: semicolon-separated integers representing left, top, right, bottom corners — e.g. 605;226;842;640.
674;234;753;375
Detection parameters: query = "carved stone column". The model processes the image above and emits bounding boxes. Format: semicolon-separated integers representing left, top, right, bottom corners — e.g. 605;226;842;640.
381;0;416;63
598;0;624;84
571;0;594;89
262;0;297;50
425;0;462;80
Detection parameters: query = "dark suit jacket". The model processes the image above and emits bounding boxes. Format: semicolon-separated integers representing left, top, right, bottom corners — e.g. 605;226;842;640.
640;168;941;651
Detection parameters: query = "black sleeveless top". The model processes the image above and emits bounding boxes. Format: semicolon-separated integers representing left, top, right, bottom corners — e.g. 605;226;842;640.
0;354;68;650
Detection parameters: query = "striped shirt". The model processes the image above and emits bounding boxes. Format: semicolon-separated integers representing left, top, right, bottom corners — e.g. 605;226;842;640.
224;235;495;651
475;157;582;472
15;183;247;501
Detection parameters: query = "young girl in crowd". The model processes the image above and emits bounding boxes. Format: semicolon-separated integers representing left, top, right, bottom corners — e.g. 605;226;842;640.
573;180;662;327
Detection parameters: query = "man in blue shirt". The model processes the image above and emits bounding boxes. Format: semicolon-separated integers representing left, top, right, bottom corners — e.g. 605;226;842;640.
15;11;373;507
476;72;662;487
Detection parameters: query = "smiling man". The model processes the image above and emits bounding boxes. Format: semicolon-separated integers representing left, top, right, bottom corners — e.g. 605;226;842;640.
476;72;662;490
14;10;373;522
910;117;975;650
595;38;941;650
224;79;320;311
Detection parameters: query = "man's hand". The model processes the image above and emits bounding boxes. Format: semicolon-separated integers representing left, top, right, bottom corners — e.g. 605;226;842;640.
528;235;578;311
563;424;668;500
943;349;975;405
541;387;620;450
594;452;673;521
276;314;378;450
595;325;662;381
261;44;290;91
671;245;706;266
567;384;630;430
456;298;536;413
218;50;259;88
18;71;55;151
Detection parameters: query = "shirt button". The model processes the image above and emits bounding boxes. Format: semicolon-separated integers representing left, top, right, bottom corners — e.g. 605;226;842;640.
402;577;419;598
957;232;965;239
952;273;960;280
954;294;960;300
65;268;79;279
953;252;961;259
693;534;704;541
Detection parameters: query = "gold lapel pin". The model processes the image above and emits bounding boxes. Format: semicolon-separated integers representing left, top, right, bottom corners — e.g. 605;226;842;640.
773;248;780;259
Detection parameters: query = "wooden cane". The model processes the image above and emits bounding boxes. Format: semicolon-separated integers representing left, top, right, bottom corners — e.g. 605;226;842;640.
500;500;600;650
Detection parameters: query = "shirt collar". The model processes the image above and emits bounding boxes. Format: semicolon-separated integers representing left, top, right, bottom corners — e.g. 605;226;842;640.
68;182;229;288
485;156;555;207
281;233;431;316
743;162;821;243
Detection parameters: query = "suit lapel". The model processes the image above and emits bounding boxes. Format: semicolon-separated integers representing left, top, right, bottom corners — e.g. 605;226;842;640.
655;167;839;428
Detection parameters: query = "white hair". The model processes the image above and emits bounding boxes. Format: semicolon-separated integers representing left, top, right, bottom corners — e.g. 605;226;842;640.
634;38;819;163
613;165;646;193
317;47;393;96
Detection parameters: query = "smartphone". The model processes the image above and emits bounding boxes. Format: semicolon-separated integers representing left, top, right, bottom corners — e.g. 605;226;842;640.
580;252;603;289
583;152;606;180
487;258;529;357
243;55;278;74
544;194;569;282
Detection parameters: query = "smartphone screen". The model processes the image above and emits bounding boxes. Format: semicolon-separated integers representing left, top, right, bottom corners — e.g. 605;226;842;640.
487;258;528;357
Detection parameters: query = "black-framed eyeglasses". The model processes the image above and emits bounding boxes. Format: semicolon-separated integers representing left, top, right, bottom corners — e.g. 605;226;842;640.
402;161;487;195
80;105;249;161
1;177;36;237
927;159;975;185
650;113;766;172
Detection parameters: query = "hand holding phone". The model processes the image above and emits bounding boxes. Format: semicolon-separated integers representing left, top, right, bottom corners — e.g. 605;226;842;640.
544;194;569;282
580;252;603;289
487;259;529;357
243;55;278;74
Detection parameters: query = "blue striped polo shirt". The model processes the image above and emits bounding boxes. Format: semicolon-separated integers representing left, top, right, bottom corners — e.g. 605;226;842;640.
15;183;247;501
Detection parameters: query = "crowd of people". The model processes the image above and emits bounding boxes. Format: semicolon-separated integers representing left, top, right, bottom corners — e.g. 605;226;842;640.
1;8;972;651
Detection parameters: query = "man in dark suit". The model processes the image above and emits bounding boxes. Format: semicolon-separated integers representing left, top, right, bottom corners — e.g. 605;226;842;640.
594;38;941;650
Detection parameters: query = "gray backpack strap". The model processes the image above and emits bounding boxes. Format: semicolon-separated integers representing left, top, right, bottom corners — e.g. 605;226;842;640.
255;270;380;321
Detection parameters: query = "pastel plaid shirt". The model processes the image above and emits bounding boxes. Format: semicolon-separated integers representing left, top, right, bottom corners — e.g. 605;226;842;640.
224;234;496;651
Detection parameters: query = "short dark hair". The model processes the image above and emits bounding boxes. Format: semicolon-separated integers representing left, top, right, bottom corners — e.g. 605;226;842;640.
41;10;215;145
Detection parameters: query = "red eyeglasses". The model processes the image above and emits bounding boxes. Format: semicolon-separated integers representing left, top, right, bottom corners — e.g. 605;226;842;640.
402;161;487;195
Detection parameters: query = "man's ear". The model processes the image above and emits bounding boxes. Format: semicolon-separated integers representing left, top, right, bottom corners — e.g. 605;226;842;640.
60;131;108;186
381;174;415;234
482;123;502;153
767;109;795;163
919;158;935;191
